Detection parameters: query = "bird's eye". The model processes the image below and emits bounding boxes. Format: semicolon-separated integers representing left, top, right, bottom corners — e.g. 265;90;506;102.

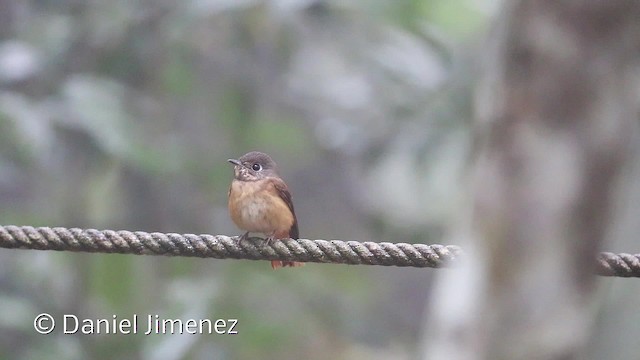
252;163;262;171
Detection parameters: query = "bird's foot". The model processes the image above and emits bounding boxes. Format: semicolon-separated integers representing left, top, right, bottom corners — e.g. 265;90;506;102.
264;232;277;246
238;232;250;245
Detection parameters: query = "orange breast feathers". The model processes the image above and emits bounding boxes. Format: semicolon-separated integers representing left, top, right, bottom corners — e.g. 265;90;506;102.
228;178;295;237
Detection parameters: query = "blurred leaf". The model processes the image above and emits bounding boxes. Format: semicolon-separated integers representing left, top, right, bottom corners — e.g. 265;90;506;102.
425;0;489;37
0;92;53;162
58;75;132;158
245;118;310;155
90;255;134;310
162;47;195;97
0;41;42;83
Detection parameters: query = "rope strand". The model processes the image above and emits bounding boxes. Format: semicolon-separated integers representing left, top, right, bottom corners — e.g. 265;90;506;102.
0;225;637;277
0;225;460;268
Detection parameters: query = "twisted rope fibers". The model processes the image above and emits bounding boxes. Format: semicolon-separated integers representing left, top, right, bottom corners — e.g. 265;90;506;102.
0;225;637;276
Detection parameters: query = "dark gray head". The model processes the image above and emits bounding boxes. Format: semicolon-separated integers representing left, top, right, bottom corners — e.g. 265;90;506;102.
228;151;279;181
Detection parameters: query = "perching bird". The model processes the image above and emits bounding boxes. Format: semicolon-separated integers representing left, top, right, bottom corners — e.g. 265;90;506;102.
227;151;304;269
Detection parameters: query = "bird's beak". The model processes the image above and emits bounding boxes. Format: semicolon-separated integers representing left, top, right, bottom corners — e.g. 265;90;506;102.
227;159;241;166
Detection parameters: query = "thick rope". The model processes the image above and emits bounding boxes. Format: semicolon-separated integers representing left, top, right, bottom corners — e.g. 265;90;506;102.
0;225;459;268
596;252;640;278
0;225;637;276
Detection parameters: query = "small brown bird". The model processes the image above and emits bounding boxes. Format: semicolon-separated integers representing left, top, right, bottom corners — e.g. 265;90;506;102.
227;151;304;269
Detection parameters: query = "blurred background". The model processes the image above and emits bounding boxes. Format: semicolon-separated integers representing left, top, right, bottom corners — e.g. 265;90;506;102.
2;1;638;359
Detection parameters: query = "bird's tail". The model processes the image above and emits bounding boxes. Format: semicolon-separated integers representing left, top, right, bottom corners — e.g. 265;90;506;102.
271;261;305;269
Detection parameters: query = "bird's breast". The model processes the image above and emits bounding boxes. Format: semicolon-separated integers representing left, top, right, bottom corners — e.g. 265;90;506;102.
228;179;293;234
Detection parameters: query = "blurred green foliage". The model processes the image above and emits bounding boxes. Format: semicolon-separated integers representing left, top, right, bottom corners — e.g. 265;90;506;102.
0;0;491;359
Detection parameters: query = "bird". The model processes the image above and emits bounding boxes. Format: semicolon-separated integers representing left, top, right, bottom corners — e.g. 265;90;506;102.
227;151;304;269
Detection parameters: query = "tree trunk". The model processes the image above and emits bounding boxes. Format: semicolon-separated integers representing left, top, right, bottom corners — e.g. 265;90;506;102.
424;1;640;359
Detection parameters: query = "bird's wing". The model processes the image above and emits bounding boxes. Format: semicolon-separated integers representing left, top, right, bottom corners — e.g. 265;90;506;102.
270;177;299;239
